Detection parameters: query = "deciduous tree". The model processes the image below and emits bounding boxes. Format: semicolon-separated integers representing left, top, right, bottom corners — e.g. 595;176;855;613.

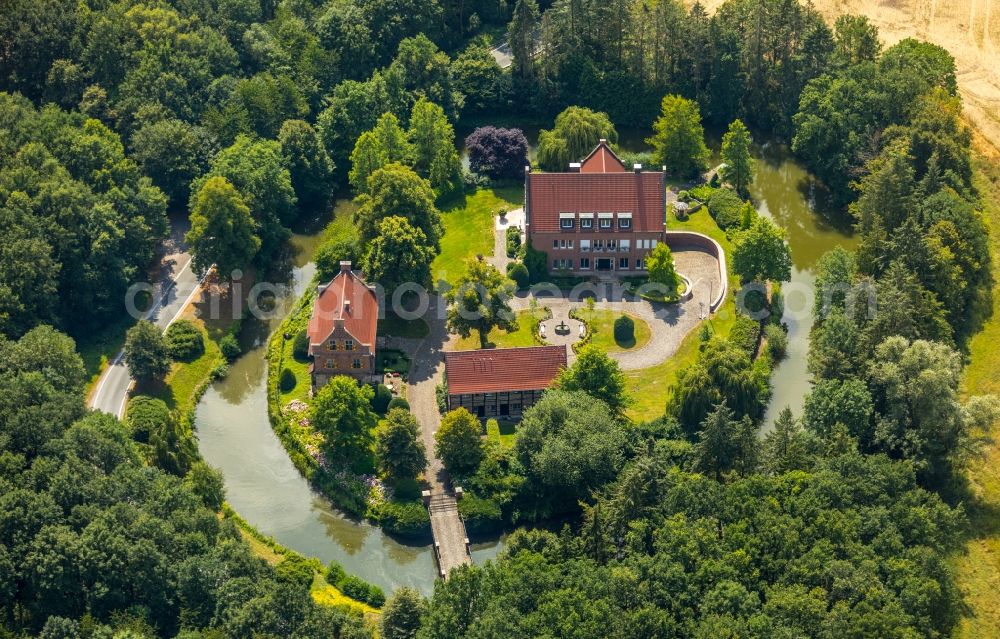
311;376;378;457
363;216;435;293
435;407;483;475
731;216;792;283
354;163;441;248
556;344;628;415
185;176;261;278
124;321;170;381
446;257;517;348
375;408;426;481
465;126;529;180
538;106;617;172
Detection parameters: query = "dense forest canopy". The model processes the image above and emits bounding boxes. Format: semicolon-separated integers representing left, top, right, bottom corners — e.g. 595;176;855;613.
0;0;998;637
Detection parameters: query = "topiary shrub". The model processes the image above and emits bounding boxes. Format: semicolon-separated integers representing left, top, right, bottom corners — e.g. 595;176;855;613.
279;367;297;393
292;329;309;360
613;315;635;343
387;397;410;411
165;320;204;361
507;262;529;289
220;333;241;361
371;383;392;414
707;188;743;230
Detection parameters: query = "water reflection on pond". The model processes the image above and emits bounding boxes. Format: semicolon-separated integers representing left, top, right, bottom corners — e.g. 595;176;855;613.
748;143;858;429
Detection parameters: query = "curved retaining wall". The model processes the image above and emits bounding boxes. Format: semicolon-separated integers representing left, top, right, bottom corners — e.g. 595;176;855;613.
664;231;728;313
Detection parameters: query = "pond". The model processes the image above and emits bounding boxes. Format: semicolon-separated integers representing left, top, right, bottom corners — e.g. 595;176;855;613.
746;143;859;429
193;201;503;597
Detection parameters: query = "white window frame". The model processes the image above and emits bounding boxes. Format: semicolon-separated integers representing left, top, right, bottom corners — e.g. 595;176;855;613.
618;257;630;270
581;217;594;229
580;239;591;252
619;239;631;252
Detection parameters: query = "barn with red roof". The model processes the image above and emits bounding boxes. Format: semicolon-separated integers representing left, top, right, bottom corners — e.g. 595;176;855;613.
307;261;379;388
525;139;667;274
444;345;567;420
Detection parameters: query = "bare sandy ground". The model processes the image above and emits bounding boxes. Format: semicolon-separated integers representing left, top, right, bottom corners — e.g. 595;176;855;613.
697;0;1000;152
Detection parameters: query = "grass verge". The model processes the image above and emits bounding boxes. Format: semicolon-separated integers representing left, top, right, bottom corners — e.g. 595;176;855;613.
953;138;1000;639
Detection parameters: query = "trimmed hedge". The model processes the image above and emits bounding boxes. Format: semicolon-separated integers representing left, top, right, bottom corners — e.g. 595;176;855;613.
292;329;309;360
505;226;522;257
279;367;297;392
707;188;743;230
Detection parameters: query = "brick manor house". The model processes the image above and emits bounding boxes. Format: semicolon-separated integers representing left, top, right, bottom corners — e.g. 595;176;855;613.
524;139;667;274
307;261;378;389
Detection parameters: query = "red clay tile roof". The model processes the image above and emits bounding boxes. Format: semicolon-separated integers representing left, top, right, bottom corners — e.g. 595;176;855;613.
307;264;378;350
526;171;666;233
580;140;626;173
444;345;567;395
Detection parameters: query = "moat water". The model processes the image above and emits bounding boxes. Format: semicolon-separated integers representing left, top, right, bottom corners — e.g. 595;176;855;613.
194;135;854;596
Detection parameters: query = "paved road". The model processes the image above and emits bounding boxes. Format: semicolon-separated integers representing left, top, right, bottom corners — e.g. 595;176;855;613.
89;215;204;419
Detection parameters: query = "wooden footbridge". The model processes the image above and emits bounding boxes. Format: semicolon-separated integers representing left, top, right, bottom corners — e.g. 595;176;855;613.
424;489;472;577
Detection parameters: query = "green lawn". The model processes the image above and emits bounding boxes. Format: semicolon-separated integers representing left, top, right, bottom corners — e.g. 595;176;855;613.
953;148;1000;639
486;419;517;447
432;186;524;288
451;307;547;351
134;318;223;415
625;206;738;423
575;309;652;353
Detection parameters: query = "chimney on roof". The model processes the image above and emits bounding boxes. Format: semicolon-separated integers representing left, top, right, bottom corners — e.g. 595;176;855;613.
343;299;351;314
340;260;352;273
568;162;581;172
633;163;642;173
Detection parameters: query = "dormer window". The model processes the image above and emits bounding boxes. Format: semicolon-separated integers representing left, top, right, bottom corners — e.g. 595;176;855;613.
580;213;594;229
559;212;575;229
618;212;632;229
598;212;613;229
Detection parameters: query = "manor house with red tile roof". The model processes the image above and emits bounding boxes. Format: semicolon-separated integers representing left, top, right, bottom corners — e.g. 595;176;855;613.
525;139;667;274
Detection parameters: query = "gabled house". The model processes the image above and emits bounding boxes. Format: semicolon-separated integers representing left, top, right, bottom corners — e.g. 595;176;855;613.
443;345;567;420
525;139;667;274
307;261;378;389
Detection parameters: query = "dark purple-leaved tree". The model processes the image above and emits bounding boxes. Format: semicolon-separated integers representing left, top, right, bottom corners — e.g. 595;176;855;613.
464;126;529;180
